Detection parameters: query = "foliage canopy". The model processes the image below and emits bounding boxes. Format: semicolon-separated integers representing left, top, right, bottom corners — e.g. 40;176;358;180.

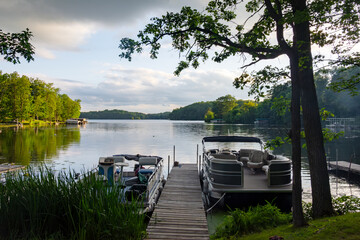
0;28;35;64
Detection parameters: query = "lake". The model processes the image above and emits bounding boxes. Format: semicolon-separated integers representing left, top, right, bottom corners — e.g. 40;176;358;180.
1;119;360;196
1;119;360;232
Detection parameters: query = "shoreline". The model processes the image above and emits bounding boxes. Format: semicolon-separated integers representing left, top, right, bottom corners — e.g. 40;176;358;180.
0;121;64;128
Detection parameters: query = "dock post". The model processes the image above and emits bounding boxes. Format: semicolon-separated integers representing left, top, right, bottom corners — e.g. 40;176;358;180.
168;155;170;176
348;153;355;179
196;144;199;164
336;148;338;176
199;155;202;172
173;145;176;165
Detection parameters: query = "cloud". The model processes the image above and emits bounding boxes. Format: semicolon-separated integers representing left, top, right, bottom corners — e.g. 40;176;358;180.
32;21;98;51
40;66;250;113
0;0;208;54
35;47;56;59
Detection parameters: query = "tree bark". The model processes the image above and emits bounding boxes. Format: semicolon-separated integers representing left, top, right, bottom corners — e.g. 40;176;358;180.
291;0;334;218
289;51;307;226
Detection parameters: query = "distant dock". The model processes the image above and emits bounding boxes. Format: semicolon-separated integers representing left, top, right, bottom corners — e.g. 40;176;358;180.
328;161;360;175
65;118;87;125
146;164;209;240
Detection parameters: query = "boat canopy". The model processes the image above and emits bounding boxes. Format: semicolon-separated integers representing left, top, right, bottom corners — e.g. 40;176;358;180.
202;136;262;144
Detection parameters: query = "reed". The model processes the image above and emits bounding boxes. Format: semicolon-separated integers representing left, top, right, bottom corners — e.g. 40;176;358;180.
0;166;146;240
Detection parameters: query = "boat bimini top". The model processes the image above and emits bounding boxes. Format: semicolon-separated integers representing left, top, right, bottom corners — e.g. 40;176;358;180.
202;136;263;144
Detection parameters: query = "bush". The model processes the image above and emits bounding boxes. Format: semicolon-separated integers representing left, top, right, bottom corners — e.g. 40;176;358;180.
303;195;360;221
211;202;292;239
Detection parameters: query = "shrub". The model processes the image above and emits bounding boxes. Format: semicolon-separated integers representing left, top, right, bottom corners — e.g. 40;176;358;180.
211;202;292;239
303;195;360;221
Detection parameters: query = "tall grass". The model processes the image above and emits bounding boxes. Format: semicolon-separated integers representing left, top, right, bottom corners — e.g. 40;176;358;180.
0;166;146;240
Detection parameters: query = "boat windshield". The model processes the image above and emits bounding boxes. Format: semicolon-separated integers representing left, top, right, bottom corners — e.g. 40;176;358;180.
204;141;263;151
202;136;263;151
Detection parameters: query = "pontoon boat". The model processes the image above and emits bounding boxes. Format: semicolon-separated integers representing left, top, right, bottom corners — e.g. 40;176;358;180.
200;136;292;211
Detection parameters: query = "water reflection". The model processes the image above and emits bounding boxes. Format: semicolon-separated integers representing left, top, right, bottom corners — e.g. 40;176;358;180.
0;126;80;165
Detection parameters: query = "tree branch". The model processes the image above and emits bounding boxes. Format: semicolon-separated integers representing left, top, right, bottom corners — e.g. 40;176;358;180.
264;0;291;53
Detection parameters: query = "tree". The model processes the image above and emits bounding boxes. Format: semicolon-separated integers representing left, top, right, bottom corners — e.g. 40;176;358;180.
169;101;213;120
119;0;360;224
59;94;81;120
6;72;32;122
30;78;47;120
0;28;35;64
214;95;238;119
0;71;81;122
204;109;215;122
0;71;12;121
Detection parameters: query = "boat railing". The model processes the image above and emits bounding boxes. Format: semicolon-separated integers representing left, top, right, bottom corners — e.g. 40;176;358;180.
144;160;163;202
204;155;244;187
208;167;244;187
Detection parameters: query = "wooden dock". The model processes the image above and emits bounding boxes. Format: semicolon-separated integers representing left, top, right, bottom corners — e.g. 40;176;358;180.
329;161;360;175
146;164;209;240
0;163;25;174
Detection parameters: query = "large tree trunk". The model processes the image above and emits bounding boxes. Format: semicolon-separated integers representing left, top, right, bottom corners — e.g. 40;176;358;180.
291;0;334;218
289;51;307;226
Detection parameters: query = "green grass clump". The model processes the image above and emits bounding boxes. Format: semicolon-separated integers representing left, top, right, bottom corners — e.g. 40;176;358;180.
239;212;360;240
0;166;146;240
303;195;360;221
211;202;292;239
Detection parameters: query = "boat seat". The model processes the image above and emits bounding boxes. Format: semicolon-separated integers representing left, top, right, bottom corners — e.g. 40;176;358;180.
139;157;157;166
262;165;269;175
238;149;253;166
220;148;231;154
139;169;153;174
266;159;292;186
247;150;264;169
125;176;139;186
211;153;237;160
113;156;126;163
138;169;154;178
98;164;115;185
207;149;219;154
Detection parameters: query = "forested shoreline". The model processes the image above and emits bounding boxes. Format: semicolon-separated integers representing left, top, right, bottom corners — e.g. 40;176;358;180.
0;71;81;123
80;109;170;120
81;68;360;124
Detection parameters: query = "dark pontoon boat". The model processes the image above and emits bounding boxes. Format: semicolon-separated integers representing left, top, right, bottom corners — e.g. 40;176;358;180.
200;136;292;211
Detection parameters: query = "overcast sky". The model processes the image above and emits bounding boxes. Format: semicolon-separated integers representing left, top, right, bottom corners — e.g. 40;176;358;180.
0;0;291;113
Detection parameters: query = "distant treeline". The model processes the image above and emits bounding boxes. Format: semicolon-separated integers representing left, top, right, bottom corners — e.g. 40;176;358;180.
170;67;360;124
0;71;81;122
81;67;360;123
80;109;170;119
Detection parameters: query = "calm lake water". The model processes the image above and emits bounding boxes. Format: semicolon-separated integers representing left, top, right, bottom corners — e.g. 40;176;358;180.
1;119;360;232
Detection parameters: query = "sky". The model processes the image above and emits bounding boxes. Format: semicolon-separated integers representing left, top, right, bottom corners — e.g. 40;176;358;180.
0;0;291;113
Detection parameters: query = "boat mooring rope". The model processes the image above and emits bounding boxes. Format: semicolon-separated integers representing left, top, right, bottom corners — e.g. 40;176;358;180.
206;193;226;213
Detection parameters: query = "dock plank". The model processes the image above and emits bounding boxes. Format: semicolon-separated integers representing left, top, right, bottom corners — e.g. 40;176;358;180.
146;164;209;240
